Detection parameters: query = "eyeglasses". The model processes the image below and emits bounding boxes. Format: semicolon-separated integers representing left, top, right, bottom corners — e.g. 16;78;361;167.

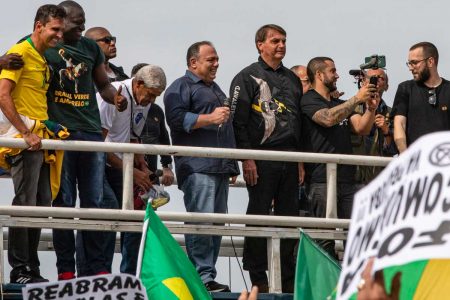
96;36;116;44
406;57;430;67
428;89;437;106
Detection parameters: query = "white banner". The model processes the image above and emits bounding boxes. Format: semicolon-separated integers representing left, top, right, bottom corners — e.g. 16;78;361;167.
22;273;148;300
337;132;450;299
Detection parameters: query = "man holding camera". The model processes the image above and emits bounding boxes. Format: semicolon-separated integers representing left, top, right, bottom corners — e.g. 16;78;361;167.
164;41;239;292
97;64;167;274
393;42;450;153
353;68;398;185
300;56;377;257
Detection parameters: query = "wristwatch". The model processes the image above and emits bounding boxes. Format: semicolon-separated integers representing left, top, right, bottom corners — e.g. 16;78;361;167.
162;163;173;170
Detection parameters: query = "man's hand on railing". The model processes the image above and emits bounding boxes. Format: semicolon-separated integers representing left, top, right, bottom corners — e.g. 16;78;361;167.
243;159;258;186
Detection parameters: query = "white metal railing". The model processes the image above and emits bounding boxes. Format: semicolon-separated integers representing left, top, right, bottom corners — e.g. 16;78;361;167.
0;138;392;293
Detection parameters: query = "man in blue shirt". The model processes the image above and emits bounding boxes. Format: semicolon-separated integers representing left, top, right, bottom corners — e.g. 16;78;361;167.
164;41;239;292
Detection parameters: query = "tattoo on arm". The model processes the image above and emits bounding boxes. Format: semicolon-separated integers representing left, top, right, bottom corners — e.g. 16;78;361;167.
312;96;360;127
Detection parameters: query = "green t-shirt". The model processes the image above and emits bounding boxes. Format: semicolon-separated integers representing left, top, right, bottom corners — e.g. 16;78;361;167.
46;37;104;132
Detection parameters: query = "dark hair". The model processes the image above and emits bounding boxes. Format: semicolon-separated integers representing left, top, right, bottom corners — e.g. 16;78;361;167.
186;41;214;67
307;57;334;84
410;41;439;65
131;63;149;77
34;4;66;30
255;24;286;53
58;0;83;11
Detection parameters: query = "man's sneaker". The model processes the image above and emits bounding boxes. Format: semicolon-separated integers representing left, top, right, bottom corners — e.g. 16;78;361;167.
10;272;48;284
205;280;231;292
29;270;49;283
58;272;76;281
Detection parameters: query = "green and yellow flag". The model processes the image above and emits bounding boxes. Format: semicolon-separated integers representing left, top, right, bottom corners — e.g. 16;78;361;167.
294;231;341;300
137;206;212;300
346;259;450;300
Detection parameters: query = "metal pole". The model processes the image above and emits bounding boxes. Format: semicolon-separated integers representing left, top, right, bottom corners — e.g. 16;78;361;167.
326;163;338;218
122;152;134;210
267;237;282;293
0;225;4;287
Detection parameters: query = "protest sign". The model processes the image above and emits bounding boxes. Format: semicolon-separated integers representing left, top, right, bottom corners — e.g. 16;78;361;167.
337;132;450;299
22;273;147;300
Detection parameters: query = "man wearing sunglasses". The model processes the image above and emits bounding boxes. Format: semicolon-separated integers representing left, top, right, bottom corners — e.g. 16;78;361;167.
393;42;450;153
85;27;128;83
0;4;66;284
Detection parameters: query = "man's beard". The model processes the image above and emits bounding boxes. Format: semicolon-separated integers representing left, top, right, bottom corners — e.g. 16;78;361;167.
324;78;337;92
415;67;431;84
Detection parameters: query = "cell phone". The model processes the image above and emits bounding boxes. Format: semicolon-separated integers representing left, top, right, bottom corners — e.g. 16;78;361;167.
369;76;378;88
364;55;386;69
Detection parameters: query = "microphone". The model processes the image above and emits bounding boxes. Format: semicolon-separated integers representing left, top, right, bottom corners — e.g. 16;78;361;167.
149;169;163;182
219;97;231;129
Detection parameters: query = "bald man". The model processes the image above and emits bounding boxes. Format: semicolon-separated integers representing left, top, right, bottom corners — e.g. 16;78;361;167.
291;65;311;94
85;27;128;83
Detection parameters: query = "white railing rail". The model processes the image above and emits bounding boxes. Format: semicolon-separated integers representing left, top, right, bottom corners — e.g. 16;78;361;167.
0;138;392;293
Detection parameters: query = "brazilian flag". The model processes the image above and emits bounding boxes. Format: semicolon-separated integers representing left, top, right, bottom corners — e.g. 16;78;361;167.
137;205;212;300
347;259;450;300
294;231;341;300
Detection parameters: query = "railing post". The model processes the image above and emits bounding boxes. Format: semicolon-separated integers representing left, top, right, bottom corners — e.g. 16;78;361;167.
267;237;282;293
122;152;135;210
0;225;4;287
326;163;338;218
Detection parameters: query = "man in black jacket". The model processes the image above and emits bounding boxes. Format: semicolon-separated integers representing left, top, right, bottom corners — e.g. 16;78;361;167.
230;24;302;293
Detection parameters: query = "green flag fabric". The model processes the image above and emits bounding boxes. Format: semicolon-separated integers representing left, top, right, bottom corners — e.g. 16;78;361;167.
137;205;212;300
294;231;341;300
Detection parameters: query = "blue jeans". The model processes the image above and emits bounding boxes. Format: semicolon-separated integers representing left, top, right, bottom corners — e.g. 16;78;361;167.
76;176;118;276
105;165;142;275
181;173;229;283
52;131;109;275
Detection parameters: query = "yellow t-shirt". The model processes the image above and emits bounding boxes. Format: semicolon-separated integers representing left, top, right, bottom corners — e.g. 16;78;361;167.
0;38;49;120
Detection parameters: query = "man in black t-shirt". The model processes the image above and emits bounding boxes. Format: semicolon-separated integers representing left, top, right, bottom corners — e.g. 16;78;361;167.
301;56;377;257
393;42;450;153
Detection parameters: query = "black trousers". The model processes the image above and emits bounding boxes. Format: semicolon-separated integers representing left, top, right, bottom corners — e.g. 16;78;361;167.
242;160;299;292
305;182;357;257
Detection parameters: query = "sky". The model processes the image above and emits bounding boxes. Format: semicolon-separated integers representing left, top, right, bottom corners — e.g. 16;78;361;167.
1;0;449;292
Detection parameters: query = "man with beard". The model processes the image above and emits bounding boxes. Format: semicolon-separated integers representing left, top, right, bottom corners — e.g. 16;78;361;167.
164;41;239;292
230;24;302;293
300;57;377;257
393;42;449;153
46;0;127;280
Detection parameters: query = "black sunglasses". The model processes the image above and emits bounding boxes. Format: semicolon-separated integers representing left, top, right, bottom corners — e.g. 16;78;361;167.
96;36;116;44
428;89;437;106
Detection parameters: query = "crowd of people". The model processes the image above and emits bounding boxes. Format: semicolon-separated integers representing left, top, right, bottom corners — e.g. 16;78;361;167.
0;0;447;295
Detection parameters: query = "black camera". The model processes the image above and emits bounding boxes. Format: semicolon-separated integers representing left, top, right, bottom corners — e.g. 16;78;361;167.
369;75;378;88
360;55;386;70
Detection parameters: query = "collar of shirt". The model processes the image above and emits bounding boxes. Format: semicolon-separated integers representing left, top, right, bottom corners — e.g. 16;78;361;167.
185;70;205;83
258;56;284;71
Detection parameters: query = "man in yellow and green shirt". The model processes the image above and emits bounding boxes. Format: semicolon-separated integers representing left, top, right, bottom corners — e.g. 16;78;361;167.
0;4;66;284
